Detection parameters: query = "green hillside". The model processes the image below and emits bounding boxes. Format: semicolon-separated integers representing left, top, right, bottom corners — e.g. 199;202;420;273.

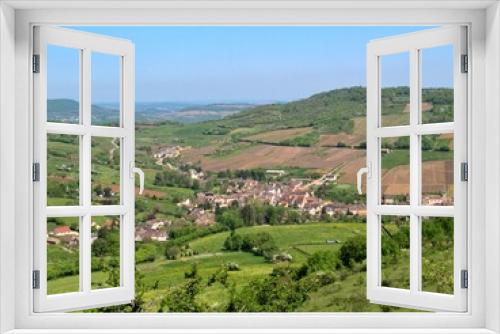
48;99;120;126
199;86;452;137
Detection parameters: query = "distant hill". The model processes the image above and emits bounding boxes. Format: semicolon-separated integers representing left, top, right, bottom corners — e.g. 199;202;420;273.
48;86;452;129
47;99;258;125
47;99;121;126
201;86;452;135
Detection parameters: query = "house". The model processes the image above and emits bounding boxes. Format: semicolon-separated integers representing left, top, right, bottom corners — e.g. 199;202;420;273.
135;226;169;242
189;208;216;226
177;198;193;208
52;226;78;237
150;230;168;242
153;146;182;159
303;198;323;215
47;237;60;245
266;169;286;177
189;169;204;180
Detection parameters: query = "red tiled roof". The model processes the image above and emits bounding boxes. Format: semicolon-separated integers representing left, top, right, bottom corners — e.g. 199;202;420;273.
53;226;72;234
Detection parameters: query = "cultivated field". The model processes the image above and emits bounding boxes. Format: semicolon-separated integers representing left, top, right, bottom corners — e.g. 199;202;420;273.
244;127;313;143
183;144;365;172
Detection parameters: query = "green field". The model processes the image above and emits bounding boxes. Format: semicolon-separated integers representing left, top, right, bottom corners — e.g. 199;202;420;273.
47;221;452;312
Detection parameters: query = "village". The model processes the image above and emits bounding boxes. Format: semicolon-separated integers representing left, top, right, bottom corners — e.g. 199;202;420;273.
46;142;452;249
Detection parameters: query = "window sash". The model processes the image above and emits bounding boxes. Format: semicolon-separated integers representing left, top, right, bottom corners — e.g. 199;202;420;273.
366;26;468;312
32;26;136;313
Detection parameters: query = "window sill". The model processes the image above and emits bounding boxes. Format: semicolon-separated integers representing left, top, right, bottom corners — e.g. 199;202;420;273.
3;329;497;334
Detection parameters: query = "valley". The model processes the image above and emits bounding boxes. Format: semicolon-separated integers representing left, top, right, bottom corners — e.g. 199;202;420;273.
45;86;454;312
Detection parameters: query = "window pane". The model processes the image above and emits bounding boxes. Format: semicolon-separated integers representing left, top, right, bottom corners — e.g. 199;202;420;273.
381;215;410;289
421;217;454;294
47;45;80;124
421;134;454;206
91;137;120;205
47;217;80;295
91;52;121;127
91;216;121;290
381;137;410;205
421;45;454;124
380;52;410;127
47;134;80;206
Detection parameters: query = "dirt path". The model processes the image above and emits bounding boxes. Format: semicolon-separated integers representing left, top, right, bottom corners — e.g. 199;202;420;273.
109;137;119;161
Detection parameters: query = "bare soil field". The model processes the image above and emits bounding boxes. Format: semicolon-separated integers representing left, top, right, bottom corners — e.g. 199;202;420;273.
244;127;313;143
319;117;366;147
182;144;365;172
337;156;367;185
180;145;217;163
380;160;452;196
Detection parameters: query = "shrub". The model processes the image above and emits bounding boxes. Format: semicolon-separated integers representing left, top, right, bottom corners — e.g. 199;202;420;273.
303;250;339;274
241;232;278;258
226;262;240;271
223;232;243;251
339;235;366;267
165;245;181;260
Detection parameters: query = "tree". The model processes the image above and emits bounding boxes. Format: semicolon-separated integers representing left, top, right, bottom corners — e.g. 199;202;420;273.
339;235;366;267
160;264;204;312
228;267;309;312
165;245;181;260
217;209;244;231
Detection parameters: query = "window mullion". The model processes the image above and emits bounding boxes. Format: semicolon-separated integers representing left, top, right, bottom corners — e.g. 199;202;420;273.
80;47;92;293
409;48;421;294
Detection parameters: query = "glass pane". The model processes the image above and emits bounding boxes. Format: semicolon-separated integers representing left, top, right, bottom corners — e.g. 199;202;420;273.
91;137;120;205
421;134;454;205
47;134;80;206
47;217;80;295
421;217;454;294
381;215;410;289
47;45;80;124
91;216;121;290
421;45;454;124
381;137;410;205
380;52;410;127
91;52;121;127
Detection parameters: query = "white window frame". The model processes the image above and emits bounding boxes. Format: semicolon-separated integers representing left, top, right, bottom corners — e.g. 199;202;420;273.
365;26;468;312
0;1;499;333
32;26;136;312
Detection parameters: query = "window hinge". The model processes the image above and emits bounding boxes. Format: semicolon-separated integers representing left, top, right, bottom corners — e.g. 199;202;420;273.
461;54;468;74
32;162;40;182
32;54;40;73
32;270;40;289
461;269;468;289
461;162;468;182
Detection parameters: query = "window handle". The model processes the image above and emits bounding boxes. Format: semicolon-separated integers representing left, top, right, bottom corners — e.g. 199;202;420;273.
130;162;145;195
357;164;370;195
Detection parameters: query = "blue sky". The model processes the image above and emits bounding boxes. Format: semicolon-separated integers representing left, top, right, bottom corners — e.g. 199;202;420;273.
47;26;452;103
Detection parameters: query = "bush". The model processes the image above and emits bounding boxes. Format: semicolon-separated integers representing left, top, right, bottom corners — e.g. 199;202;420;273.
226;262;240;271
303;250;339;274
339;235;366;267
316;184;364;204
135;242;158;263
228;267;309;312
154;170;198;189
223;232;243;251
241;232;278;258
165;245;181;260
